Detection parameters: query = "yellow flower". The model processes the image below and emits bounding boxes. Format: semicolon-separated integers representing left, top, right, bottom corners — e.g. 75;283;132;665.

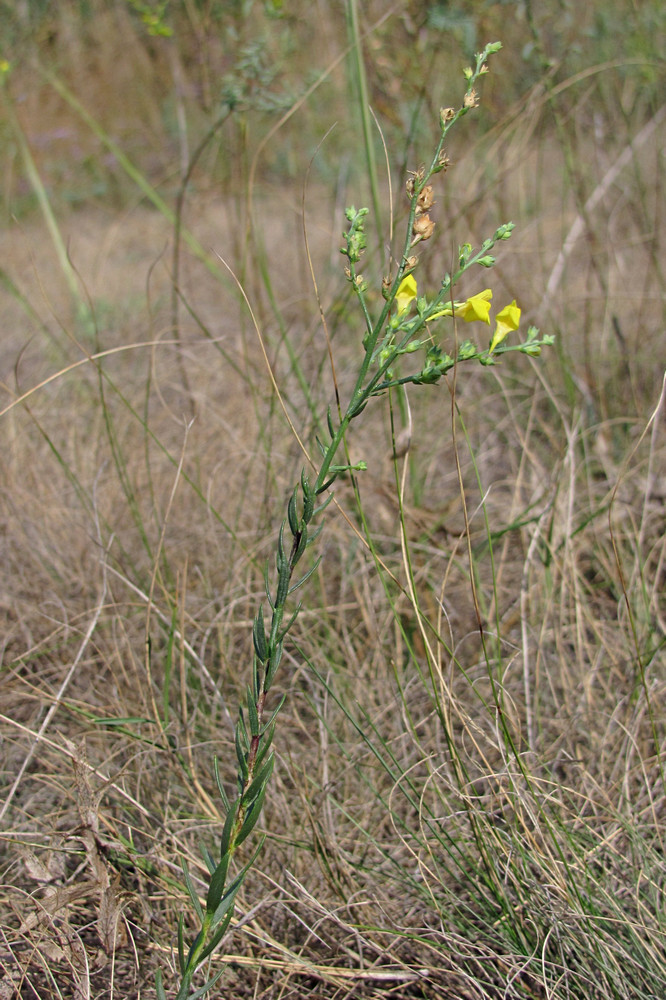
394;274;418;315
489;300;521;352
455;288;492;324
429;288;492;323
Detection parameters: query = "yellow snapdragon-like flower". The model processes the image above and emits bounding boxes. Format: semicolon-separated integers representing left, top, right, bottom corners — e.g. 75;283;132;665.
489;300;521;352
429;288;493;323
454;288;492;323
395;275;418;315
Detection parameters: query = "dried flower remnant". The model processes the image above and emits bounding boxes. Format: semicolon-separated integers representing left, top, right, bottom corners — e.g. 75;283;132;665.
417;185;435;213
412;214;435;244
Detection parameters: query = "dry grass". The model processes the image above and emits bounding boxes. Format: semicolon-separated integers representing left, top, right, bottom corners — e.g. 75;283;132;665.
1;2;665;998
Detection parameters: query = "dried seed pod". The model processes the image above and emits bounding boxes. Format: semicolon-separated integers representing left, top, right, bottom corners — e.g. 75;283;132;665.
412;214;435;241
439;107;455;126
417;185;435;213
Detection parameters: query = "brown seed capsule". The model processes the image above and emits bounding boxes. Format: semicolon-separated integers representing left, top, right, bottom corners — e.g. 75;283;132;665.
464;89;479;109
412;214;435;241
417;185;435;212
439;107;455;128
404;255;419;272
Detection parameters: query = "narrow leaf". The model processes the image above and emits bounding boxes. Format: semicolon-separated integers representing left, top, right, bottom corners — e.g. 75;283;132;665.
316;474;337;494
301;468;314;521
155;969;167;1000
287;486;299;536
246;686;259;736
252;606;268;662
265;640;283;690
195;917;234;972
177;913;186;974
313;493;334;516
213;757;230;812
277;602;302;642
220;800;239;857
235;724;249;782
288;557;322;595
209;838;264;933
200;840;216;875
260;695;286;740
206;853;231;914
306;524;324;546
242;751;274;806
236;783;268;846
188;966;226;1000
181;858;204;921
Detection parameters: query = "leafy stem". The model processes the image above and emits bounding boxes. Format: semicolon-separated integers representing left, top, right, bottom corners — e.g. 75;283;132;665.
158;39;552;999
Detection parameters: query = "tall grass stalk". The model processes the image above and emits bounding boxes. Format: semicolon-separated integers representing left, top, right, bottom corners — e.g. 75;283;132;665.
1;77;91;327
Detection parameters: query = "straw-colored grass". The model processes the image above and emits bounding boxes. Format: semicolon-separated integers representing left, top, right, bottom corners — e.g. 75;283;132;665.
1;2;665;998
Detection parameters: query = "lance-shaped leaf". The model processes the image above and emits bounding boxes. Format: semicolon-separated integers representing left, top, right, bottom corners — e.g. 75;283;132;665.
155;969;168;1000
242;751;274;808
276;602;302;645
181;858;204;922
252;606;268;662
313;494;333;517
200;840;216;876
306;524;324;547
235;722;249;783
301;470;315;522
188;967;226;1000
287;486;300;537
236;782;269;847
213;757;230;812
207;839;264;937
177;914;186;975
292;526;308;564
265;639;283;690
289;557;322;596
206;852;231;914
219;799;239;857
246;685;259;737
